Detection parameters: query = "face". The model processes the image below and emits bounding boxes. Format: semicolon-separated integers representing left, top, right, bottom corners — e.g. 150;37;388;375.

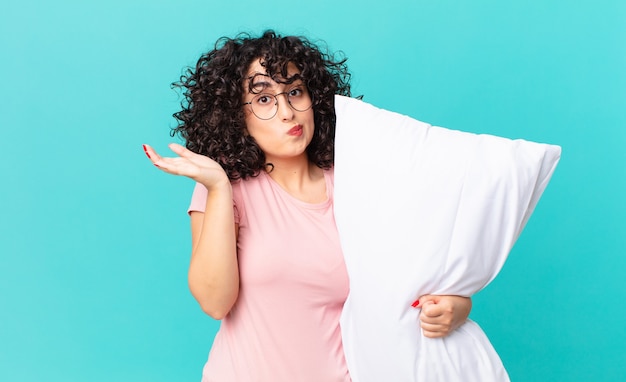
243;60;315;164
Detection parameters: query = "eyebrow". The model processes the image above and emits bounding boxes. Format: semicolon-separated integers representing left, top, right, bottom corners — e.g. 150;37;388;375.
250;79;272;89
246;73;270;92
247;75;304;94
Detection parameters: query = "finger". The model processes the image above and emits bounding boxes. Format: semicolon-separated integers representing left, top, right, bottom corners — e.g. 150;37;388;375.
145;144;194;170
143;144;164;164
420;307;452;325
413;294;438;309
420;319;446;331
421;301;446;319
420;309;447;326
142;145;183;172
152;156;195;173
168;142;196;158
420;318;452;338
421;327;448;339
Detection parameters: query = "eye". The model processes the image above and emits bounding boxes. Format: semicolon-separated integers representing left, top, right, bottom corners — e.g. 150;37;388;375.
289;87;304;97
255;94;274;106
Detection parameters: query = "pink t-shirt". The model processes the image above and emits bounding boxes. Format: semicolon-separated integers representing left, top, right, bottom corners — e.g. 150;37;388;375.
188;169;351;382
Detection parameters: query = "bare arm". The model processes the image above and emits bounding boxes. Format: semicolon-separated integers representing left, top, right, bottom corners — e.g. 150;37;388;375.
187;188;239;319
144;143;239;319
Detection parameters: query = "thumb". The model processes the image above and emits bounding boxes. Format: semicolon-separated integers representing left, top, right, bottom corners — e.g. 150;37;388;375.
412;294;439;309
168;143;193;157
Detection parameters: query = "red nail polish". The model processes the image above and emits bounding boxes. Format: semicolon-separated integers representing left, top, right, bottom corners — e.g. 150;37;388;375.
143;145;151;159
411;299;420;308
154;163;160;167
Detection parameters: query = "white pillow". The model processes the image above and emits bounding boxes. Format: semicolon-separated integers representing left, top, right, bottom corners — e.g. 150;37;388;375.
333;95;561;382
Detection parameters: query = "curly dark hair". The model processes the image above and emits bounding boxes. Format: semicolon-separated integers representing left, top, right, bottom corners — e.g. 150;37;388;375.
171;30;352;180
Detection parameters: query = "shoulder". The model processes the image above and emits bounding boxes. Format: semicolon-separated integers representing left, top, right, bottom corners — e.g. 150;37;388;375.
323;166;335;198
231;173;265;196
188;182;209;214
325;166;334;179
231;173;269;209
324;166;334;185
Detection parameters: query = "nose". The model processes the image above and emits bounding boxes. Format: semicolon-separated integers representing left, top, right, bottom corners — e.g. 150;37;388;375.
275;93;295;121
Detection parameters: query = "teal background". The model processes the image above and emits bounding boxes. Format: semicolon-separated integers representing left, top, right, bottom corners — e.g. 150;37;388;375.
1;0;624;381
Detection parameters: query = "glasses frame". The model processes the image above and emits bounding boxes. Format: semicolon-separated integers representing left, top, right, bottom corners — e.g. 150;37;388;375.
243;87;313;120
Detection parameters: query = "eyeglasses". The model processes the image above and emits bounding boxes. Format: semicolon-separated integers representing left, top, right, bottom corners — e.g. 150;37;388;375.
243;86;313;120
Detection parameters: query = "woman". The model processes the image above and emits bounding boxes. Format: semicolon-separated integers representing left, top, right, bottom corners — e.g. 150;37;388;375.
143;30;471;381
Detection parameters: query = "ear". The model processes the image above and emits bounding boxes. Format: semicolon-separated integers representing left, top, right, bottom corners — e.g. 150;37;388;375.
240;121;250;136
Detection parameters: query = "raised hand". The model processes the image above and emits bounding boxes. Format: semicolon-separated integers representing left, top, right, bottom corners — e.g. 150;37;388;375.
143;143;230;190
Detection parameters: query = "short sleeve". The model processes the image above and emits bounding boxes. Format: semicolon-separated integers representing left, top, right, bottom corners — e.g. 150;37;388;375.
187;182;208;214
187;182;242;225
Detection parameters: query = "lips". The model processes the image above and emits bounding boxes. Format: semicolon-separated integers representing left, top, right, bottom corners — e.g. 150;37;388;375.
287;125;303;136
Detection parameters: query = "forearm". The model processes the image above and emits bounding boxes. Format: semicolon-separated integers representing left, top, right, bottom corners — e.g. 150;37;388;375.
188;184;239;319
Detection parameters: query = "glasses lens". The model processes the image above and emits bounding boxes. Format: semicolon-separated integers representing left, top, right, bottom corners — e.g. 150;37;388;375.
287;87;312;112
250;94;277;120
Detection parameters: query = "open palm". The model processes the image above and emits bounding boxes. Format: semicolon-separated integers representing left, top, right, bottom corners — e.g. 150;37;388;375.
143;143;229;189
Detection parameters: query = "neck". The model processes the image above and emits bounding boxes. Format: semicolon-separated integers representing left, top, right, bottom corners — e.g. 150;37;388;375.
264;155;324;196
